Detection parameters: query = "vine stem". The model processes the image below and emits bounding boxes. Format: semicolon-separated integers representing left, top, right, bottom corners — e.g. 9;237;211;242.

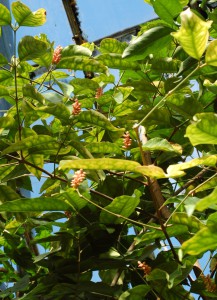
134;63;205;128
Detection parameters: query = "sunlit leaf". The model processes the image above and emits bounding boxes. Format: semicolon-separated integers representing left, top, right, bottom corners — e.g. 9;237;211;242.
61;45;92;58
185;113;217;146
86;142;122;155
100;38;127;54
56;57;108;74
23;84;45;104
59;158;166;178
0;115;15;129
0;70;13;85
195;187;217;211
97;53;140;70
100;194;140;224
167;155;217;177
181;227;217;255
12;1;46;26
172;212;205;230
18;36;48;61
0;3;11;25
1;135;71;156
37;103;71;125
205;40;217;66
0;164;17;181
171;8;212;60
25;154;44;180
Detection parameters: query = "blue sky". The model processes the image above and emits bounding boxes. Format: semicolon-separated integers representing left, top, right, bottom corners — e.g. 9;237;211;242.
17;0;155;45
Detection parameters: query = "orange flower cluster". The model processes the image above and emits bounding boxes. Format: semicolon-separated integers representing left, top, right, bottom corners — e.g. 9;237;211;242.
71;169;86;189
95;87;103;99
123;131;132;149
201;274;217;293
138;261;152;276
72;98;81;115
52;45;63;64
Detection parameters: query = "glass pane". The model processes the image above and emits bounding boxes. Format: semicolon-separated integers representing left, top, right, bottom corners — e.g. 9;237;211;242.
76;0;156;41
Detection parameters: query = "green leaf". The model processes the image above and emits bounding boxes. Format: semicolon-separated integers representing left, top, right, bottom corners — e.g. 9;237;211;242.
0;116;15;129
25;154;44;180
86;142;122;155
23;84;45;104
55;80;74;97
1;135;71;156
0;70;13;85
100;194;140;224
136;224;188;244
59;158;166;178
11;1;46;27
37;103;70;125
61;45;92;58
97;53;140;70
167;155;217;177
99;38;127;54
185;113;217;146
0;185;21;203
122;26;173;61
74;110;124;140
0;275;29;297
0;164;16;181
56;57;108;74
205;40;217;66
0;196;70;212
195;187;217;211
171;8;212;60
18;36;48;61
141;137;182;154
195;177;217;193
181;226;217;256
61;189;88;211
151;0;182;25
203;79;217;93
172;212;205;230
166;93;203;118
0;54;8;66
119;285;151;300
0;4;11;25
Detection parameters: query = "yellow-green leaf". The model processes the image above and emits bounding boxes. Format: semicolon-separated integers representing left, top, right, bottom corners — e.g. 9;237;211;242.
171;8;212;60
0;3;11;25
185;113;217;146
167;155;217;177
195;187;217;211
205;40;217;66
25;154;44;180
12;1;46;27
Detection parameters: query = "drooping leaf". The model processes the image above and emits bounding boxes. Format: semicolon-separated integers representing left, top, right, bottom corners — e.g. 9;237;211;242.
122;26;173;61
185;113;217;146
18;36;48;61
11;1;46;26
141;137;182;154
100;194;140;224
171;8;212;60
61;45;92;58
0;3;11;25
1;135;71;156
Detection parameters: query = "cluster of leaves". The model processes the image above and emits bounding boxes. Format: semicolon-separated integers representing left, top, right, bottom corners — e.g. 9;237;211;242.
1;0;217;299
